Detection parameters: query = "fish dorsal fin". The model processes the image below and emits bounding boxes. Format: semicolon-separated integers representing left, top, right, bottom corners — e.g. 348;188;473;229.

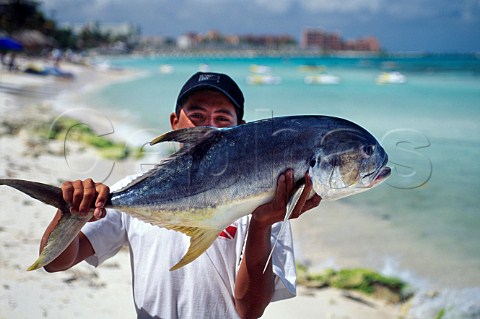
150;126;220;150
263;184;305;274
167;225;220;271
114;127;221;194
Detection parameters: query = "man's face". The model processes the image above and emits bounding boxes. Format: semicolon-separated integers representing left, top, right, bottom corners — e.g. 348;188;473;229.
170;90;240;130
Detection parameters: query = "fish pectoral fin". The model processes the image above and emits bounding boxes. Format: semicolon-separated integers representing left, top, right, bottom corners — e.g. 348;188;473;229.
264;184;305;273
168;226;220;271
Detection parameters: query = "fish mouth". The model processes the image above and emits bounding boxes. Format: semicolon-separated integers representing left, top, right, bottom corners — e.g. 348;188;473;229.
371;166;391;187
362;155;391;187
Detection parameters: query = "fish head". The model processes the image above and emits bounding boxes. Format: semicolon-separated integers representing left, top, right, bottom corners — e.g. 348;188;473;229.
308;126;391;200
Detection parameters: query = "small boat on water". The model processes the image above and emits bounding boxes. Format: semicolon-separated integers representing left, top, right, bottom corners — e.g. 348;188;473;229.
159;64;174;74
298;64;326;73
247;64;281;85
249;64;271;74
376;72;407;84
304;74;340;85
246;74;281;85
198;63;210;72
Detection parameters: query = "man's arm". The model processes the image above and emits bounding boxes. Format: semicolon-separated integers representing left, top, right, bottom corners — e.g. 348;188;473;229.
234;170;321;318
40;179;109;272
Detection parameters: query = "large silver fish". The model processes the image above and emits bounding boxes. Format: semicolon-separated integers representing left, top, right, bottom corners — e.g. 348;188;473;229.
0;115;390;271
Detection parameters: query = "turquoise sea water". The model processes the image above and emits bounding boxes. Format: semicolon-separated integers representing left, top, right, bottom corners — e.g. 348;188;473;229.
84;54;480;295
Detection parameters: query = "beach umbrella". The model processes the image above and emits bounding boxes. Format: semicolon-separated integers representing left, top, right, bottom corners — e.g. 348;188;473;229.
0;37;23;51
12;30;56;50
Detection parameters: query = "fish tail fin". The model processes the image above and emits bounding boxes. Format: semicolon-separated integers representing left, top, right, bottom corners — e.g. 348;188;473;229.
0;178;69;212
0;178;93;271
169;226;219;271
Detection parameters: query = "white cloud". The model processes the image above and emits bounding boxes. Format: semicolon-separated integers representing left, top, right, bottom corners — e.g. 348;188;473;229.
39;0;480;51
299;0;382;13
254;0;293;14
383;1;438;20
459;0;480;23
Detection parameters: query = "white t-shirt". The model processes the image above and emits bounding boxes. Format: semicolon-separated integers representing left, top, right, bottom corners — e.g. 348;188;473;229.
82;175;297;319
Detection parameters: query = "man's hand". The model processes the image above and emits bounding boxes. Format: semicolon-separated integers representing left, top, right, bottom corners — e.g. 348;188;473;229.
61;178;110;221
235;169;321;318
41;178;107;272
251;169;321;227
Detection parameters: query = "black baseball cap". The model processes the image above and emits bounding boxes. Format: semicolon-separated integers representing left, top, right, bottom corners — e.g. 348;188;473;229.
176;72;245;121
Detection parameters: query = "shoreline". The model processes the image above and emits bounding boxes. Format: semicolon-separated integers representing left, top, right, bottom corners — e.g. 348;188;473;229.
291;199;480;289
1;60;478;318
125;48;480;59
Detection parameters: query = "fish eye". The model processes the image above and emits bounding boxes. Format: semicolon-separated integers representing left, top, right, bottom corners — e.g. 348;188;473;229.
309;159;316;167
362;145;375;157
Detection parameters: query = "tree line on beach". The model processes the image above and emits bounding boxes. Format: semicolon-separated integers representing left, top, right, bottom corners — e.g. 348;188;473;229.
0;0;128;53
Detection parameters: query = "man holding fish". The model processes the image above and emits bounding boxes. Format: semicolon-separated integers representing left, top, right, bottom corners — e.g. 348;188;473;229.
40;72;322;318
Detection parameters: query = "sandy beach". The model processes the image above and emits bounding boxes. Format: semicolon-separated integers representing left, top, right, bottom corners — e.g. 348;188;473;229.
1;60;407;318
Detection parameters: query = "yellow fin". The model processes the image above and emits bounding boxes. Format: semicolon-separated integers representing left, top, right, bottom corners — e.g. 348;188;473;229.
27;259;42;271
169;226;220;271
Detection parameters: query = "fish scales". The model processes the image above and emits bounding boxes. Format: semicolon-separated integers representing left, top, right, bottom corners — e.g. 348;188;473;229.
111;118;312;211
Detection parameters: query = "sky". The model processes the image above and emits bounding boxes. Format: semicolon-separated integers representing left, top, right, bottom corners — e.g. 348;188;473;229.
41;0;480;53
